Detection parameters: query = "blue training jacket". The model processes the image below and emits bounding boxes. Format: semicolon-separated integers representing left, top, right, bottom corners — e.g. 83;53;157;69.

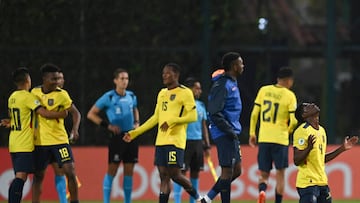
207;74;242;140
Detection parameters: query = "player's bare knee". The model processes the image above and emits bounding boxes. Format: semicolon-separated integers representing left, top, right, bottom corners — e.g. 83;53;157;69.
33;171;45;182
171;174;182;183
233;169;241;179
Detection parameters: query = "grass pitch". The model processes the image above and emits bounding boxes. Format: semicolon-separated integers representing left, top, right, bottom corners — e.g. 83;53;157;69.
23;200;360;203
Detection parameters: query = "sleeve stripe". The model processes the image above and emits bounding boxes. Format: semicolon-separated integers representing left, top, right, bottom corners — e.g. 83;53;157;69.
179;105;184;117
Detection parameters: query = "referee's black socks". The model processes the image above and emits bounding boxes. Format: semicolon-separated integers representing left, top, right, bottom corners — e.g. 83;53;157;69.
275;191;283;203
8;178;24;203
159;192;169;203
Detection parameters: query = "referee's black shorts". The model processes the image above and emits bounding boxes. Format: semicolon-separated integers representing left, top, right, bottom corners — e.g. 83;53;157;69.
183;140;204;171
108;132;139;164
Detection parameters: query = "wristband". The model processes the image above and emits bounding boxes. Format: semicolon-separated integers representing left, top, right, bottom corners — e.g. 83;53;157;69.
100;120;109;128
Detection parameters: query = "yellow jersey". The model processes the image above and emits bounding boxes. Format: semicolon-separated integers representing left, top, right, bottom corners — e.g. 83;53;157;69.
293;122;328;188
31;87;72;145
129;85;197;149
8;90;41;152
250;85;297;145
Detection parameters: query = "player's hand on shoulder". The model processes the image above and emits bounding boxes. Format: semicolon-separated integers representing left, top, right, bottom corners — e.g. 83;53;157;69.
249;135;257;147
123;133;132;143
108;124;121;135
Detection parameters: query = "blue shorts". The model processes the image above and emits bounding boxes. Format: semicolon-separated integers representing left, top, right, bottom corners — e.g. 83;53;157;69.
34;144;74;170
258;143;288;172
213;136;241;167
10;152;35;174
155;145;184;168
297;185;332;203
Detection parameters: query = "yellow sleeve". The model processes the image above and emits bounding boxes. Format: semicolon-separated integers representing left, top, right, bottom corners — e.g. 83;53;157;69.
128;102;159;139
288;92;298;133
61;90;73;109
293;126;308;150
167;89;197;126
288;112;297;134
167;106;197;126
249;104;260;135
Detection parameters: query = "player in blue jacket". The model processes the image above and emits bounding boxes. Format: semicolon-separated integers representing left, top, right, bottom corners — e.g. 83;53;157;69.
198;52;244;203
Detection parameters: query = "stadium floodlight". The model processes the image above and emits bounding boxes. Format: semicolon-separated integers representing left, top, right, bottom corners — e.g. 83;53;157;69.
258;17;268;32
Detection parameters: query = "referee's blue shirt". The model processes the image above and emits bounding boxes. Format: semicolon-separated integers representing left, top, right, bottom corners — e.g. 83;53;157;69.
95;89;137;132
186;100;208;140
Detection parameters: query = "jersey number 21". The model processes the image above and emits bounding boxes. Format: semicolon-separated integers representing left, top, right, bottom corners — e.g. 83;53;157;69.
262;100;279;123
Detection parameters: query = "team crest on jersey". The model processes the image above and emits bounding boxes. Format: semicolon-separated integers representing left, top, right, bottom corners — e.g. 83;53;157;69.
48;99;54;106
298;138;305;145
170;94;176;101
34;100;40;105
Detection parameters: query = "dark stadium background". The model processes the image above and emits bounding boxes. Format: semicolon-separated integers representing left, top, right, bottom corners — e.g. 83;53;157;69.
1;0;360;146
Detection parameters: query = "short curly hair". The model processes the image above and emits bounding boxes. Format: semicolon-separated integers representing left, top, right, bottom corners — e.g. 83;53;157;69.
222;52;240;71
12;67;30;85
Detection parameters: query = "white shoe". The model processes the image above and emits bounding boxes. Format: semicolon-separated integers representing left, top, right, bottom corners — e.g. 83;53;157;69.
196;195;211;203
196;196;202;203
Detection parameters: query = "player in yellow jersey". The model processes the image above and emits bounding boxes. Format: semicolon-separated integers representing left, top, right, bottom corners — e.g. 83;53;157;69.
249;67;297;203
123;63;201;203
31;64;81;203
293;103;358;203
3;67;67;203
50;69;82;203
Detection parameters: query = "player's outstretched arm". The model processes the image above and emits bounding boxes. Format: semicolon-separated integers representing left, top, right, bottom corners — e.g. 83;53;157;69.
123;133;132;142
325;135;359;163
343;136;359;150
